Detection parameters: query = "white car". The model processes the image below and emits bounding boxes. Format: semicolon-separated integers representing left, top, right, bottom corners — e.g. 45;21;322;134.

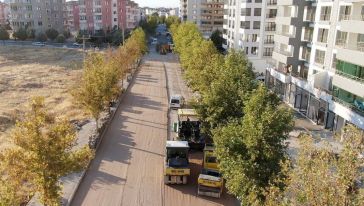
170;95;185;109
72;43;81;48
32;42;45;46
151;38;158;45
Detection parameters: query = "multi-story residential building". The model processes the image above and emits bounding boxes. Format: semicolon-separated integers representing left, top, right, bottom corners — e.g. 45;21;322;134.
169;7;179;17
223;0;277;74
65;0;79;32
78;0;127;34
0;2;9;26
266;0;364;133
9;0;65;33
125;0;140;30
180;0;224;38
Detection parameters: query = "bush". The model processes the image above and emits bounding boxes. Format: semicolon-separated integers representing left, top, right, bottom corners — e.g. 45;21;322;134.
56;34;65;43
63;30;71;39
13;28;27;40
36;32;47;42
0;27;9;42
45;28;59;41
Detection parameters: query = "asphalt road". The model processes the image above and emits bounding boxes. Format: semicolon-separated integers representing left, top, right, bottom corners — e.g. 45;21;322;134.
70;35;238;206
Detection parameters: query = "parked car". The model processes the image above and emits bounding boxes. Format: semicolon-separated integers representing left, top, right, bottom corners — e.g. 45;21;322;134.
72;43;81;48
32;42;45;46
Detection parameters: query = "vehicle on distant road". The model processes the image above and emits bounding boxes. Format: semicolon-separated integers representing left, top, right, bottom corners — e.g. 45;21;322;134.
32;42;45;46
151;38;158;45
72;43;81;48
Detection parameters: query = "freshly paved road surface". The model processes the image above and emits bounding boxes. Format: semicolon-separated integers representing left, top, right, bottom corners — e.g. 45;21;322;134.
71;44;237;206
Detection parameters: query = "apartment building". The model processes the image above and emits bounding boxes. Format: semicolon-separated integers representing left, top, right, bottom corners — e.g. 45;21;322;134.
125;0;139;30
9;0;65;33
266;0;364;133
0;1;9;26
78;0;127;34
65;0;79;32
180;0;224;38
223;0;277;74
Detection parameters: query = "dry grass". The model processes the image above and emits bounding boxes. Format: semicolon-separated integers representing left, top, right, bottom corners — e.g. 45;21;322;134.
0;46;88;149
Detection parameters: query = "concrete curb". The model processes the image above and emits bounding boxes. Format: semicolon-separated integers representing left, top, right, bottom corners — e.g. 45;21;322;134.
66;59;142;206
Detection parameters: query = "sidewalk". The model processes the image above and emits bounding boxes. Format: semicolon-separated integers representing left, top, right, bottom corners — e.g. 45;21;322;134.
286;109;343;158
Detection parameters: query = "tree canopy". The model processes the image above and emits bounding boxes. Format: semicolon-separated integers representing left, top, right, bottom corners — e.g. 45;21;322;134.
0;97;92;205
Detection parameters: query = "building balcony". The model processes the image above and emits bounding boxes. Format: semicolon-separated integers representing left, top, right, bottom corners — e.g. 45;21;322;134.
264;40;275;45
338;15;364;34
332;96;364;117
275;16;295;25
337;43;364;67
267;0;277;6
267;66;292;84
274;33;295;45
333;73;364;98
277;0;299;6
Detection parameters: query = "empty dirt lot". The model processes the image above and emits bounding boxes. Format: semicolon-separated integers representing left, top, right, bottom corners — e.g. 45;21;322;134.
0;46;86;149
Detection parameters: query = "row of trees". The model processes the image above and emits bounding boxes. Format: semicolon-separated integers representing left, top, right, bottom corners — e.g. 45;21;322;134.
73;28;147;131
0;26;71;43
171;22;364;205
0;28;147;206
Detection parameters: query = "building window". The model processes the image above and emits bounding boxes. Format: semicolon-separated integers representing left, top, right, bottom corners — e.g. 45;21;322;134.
254;8;261;16
240;21;250;29
253;21;260;29
252;34;258;42
241;8;251;16
263;47;273;57
245;47;249;55
264;35;274;44
320;6;331;21
317;28;328;43
251;47;258;55
315;49;325;65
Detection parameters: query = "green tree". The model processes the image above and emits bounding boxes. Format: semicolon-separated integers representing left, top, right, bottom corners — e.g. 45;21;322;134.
36;32;47;42
14;28;27;41
196;50;256;133
268;127;364;206
63;30;71;39
46;28;59;41
0;27;9;45
73;54;119;130
56;34;65;43
26;28;35;39
0;97;92;206
165;16;180;29
210;29;224;51
214;85;293;205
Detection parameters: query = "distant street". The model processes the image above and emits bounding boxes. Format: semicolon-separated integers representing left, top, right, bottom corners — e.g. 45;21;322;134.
70;30;238;205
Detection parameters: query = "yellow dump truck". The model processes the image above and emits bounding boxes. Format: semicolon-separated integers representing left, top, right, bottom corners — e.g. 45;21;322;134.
197;144;223;198
164;141;190;184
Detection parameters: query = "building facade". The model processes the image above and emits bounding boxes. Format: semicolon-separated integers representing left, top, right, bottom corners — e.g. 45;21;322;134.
8;0;65;33
65;0;79;32
125;0;139;30
266;0;364;133
78;0;127;34
0;2;9;26
180;0;224;38
223;0;277;74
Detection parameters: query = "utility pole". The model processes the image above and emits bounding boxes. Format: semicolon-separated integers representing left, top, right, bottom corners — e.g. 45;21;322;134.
80;34;91;58
121;24;125;45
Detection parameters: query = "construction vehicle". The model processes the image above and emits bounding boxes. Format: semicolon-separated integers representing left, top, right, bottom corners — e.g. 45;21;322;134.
197;144;223;198
164;141;190;184
174;109;205;150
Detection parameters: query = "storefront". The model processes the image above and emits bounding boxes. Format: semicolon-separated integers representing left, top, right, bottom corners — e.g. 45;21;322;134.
307;94;328;126
293;86;309;115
